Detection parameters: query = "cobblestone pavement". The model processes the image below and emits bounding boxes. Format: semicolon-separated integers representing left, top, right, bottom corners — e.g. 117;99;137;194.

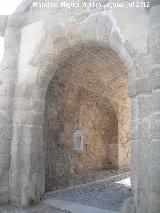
45;172;133;212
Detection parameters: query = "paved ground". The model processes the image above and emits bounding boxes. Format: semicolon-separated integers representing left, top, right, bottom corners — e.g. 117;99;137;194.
44;199;119;213
45;172;133;212
0;173;133;213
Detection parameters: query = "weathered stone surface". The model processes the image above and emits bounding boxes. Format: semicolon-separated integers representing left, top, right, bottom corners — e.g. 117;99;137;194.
0;15;7;37
97;13;113;47
0;0;159;212
120;197;136;213
43;48;131;191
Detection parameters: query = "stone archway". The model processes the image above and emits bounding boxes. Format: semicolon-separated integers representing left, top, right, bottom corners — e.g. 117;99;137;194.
1;1;159;212
7;9;136;207
43;46;131;192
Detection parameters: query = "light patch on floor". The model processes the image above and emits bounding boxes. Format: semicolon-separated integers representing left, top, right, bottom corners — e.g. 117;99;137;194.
115;177;131;187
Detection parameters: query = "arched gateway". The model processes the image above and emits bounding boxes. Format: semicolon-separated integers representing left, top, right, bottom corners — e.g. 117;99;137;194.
0;1;159;213
44;46;131;191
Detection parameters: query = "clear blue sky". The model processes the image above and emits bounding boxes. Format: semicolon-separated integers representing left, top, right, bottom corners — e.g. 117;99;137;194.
0;0;22;62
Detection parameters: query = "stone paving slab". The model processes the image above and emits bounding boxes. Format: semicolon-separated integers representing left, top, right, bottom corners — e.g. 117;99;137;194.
44;199;119;213
45;172;133;212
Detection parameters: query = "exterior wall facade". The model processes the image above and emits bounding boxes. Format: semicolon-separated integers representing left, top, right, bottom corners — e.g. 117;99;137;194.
0;0;159;213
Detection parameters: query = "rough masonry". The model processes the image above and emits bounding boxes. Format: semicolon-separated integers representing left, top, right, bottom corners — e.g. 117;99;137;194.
0;0;159;213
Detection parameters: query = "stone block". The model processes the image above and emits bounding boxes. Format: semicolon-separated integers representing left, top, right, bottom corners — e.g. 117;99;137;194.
136;188;149;213
150;5;160;26
134;53;152;78
138;95;151;117
21;171;45;206
7;14;23;28
4;26;20;49
0;186;10;205
12;125;43;145
97;13;113;47
3;49;18;69
110;28;123;54
149;139;160;167
0;125;12;139
131;140;138;190
0;15;7;36
36;73;52;89
149;166;160;193
150;64;160;77
13;111;44;126
0;83;14;97
31;153;44;171
32;87;47;100
128;80;136;97
0;111;12;125
151;90;160;112
123;40;137;58
136;139;149;189
149;25;160;63
79;14;100;43
0;68;17;83
0;168;9;186
0;97;13;111
131;118;138;140
120;197;136;213
14;83;34;99
150;113;160;139
150;1;160;11
15;83;47;100
151;75;160;90
119;47;133;70
136;78;150;94
65;20;82;46
14;99;45;113
149;25;160;46
150;65;160;90
138;116;150;138
148;192;160;213
0;154;10;168
0;138;10;154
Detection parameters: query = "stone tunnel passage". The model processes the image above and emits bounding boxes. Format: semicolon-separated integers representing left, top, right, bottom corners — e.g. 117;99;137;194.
44;47;131;192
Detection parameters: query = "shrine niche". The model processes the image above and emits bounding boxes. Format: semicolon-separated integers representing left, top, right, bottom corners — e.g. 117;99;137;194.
73;130;83;153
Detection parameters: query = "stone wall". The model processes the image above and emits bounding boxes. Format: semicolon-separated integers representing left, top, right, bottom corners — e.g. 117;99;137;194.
44;66;130;191
118;102;131;170
0;0;151;209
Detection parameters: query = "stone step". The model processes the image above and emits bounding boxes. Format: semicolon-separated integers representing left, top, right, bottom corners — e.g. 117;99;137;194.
43;199;119;213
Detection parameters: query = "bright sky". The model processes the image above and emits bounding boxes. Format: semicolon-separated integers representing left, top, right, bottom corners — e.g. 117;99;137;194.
0;0;22;62
0;0;23;15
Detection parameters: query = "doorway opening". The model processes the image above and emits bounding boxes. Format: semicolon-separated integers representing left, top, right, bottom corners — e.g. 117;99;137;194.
44;47;131;192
